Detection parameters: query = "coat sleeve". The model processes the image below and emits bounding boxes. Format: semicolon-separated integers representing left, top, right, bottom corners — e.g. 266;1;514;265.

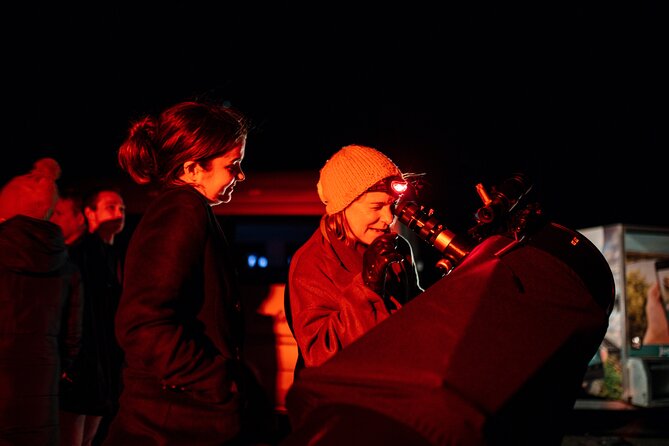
115;191;232;403
288;249;392;368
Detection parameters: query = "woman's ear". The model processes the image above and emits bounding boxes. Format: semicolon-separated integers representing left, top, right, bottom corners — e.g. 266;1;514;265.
182;161;200;179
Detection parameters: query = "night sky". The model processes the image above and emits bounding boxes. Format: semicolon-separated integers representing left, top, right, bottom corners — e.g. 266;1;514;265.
5;3;667;232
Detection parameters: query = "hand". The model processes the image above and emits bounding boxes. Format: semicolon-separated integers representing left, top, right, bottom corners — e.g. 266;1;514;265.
363;233;406;295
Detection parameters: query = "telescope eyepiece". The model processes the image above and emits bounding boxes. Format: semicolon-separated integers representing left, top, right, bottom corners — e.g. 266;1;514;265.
393;201;472;274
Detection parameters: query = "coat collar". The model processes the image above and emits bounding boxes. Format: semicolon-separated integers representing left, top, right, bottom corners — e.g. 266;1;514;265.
325;225;365;274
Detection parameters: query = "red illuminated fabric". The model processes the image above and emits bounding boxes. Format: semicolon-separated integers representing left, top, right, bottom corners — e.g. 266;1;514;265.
287;228;398;369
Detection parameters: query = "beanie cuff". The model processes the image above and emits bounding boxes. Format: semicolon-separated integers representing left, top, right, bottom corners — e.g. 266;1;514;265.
317;145;402;215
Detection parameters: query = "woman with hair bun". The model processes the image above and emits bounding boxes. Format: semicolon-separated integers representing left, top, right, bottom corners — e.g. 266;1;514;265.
104;100;259;445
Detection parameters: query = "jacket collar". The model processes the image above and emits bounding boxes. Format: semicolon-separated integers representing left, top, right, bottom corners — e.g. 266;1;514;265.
325;225;365;274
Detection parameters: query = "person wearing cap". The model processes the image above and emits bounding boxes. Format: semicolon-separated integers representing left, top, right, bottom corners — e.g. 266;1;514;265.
0;158;84;446
285;144;423;376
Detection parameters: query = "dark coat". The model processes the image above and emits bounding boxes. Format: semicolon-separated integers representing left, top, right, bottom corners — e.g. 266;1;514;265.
0;215;83;446
59;231;125;416
104;186;246;445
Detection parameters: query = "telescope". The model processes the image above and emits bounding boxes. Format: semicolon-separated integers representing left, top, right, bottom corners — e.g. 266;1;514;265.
393;172;537;275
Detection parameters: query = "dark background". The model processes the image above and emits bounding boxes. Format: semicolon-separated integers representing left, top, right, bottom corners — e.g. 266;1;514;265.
4;3;667;233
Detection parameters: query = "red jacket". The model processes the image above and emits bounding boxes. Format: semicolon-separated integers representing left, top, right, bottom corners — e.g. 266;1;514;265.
287;227;416;369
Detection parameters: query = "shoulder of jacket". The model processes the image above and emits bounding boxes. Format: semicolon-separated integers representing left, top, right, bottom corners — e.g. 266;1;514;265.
290;230;332;271
147;186;210;213
160;186;205;202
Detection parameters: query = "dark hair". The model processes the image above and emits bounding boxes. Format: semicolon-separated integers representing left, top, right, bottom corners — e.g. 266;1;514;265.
118;101;249;187
83;184;123;211
58;186;84;214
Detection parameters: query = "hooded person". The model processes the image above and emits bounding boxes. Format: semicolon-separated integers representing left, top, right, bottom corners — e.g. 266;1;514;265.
0;158;84;446
284;144;423;378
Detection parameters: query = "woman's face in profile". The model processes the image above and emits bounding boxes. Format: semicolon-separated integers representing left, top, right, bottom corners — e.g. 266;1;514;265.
344;191;397;246
193;141;246;206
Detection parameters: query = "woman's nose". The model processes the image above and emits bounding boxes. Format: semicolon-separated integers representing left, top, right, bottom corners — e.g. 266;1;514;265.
381;206;395;225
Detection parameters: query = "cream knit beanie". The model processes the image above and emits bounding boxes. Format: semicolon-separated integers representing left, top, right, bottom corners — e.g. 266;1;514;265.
317;145;402;215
